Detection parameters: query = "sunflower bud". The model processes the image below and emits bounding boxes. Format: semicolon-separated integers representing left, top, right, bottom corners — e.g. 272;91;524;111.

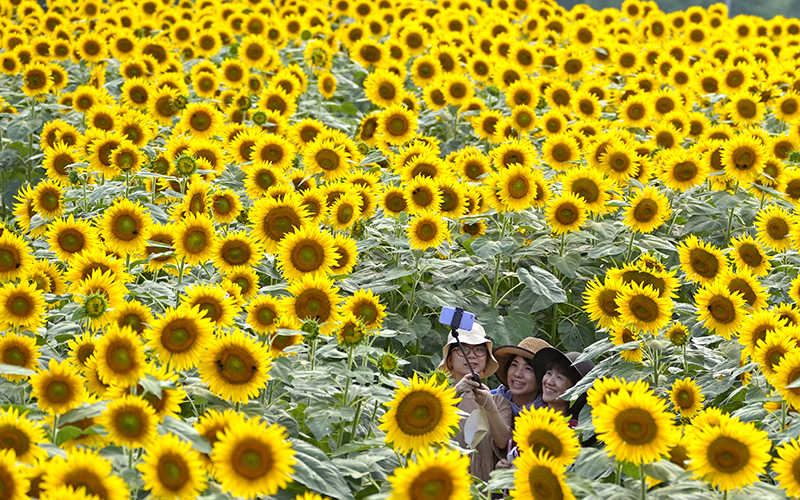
337;316;366;347
427;369;449;387
301;29;313;41
82;292;109;319
789;150;800;165
173;95;188;110
356;141;370;155
350;219;365;238
377;352;400;375
68;169;81;185
486;85;501;96
236;207;250;225
301;318;320;340
252;110;268;125
310;48;327;66
174;154;197;177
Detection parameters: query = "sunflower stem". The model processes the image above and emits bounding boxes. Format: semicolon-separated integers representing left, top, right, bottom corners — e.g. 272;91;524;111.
367;399;380;438
639;463;646;500
558;233;567;257
176;257;186;287
615;462;622;486
682;344;688;376
51;414;60;445
125;169;130;199
309;337;318;371
406;252;422;321
128;446;135;469
782;400;788;431
349;398;364;444
625;231;636;262
724;205;736;243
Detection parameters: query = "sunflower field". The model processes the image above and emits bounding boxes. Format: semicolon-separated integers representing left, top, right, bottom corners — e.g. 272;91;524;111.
6;0;800;498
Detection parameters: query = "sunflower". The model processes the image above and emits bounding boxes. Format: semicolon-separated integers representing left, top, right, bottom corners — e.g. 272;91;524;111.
30;359;86;415
598;142;641;183
772;349;800;409
21;61;53;98
0;281;46;333
720;134;766;184
245;295;282;335
92;325;147;387
223;266;260;302
97;393;158;448
546;192;587;235
303;139;351;182
98;197;152;255
42;448;129;500
106;364;186;422
694;282;746;340
249;194;310;253
511;450;575;500
330;234;358;275
377;104;418;145
659;149;708;192
276;226;337;282
0;406;46;465
617;282;673;334
171;212;216;267
513;406;580;468
29;179;64;221
0;449;28;500
678;235;728;285
379;374;460;454
212;418;296;498
687;415;771;491
755;205;794;252
343;289;386;330
609;323;644;363
387;447;470;500
136;432;207;500
619;94;653;128
582;277;624;328
587;377;647;411
42;141;77;186
145;305;215;371
198;327;271;404
283;274;342;335
560;168;611;215
753;329;796;377
193;409;246;473
179;284;235;328
251;134;295;172
328;192;363;231
407;211;449;250
0;332;39;383
623;186;671;234
721;268;769;312
491;164;538;212
593;384;679;465
668;378;704;419
364;69;404;108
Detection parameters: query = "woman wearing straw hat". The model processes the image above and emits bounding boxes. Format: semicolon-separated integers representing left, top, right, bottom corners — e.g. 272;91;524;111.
439;323;512;481
533;347;595;427
491;337;553;419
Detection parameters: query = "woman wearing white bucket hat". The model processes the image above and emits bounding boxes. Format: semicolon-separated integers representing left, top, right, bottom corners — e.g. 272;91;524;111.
439;322;512;481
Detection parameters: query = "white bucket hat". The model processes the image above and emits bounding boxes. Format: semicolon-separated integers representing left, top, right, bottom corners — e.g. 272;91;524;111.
437;323;500;378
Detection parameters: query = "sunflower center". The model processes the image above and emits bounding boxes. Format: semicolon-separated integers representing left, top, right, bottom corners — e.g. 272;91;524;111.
555;203;578;225
8;294;32;317
410;467;452;500
63;470;108;499
84;294;108;319
628;294;659;322
162;321;197;353
0;426;29;457
676;390;693;407
316;149;340;170
614;408;657;445
185;230;207;252
737;244;762;267
733;147;756;169
378;82;396;100
291;241;324;272
395;391;443;436
295;289;331;321
707;295;735;324
416;221;437;241
674;161;697;181
767;217;789;240
222;241;251;266
627;104;644;119
689;248;720;278
737;100;756;119
728;278;756;306
113;214;139;241
107;344;133;373
257;306;276;326
262;207;302;242
233;442;273;479
552;145;571;162
633;199;658;222
46;379;71;403
527;465;563;500
707;436;749;473
782;99;798;115
609;153;631;172
388;116;409;135
527;429;564;459
571;179;599;203
508;176;531;199
219;347;256;384
158;455;189;490
2;346;26;366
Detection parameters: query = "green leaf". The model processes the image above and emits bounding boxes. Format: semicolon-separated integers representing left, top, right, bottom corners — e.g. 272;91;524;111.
0;364;35;376
290;439;355;500
55;425;83;446
547;253;582;278
341;102;358;116
517;267;567;304
157;416;213;454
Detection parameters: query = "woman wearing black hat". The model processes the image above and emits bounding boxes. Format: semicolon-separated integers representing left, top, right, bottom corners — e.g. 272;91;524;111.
533;347;594;427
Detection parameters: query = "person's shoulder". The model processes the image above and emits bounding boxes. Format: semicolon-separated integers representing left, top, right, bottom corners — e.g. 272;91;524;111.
492;393;512;409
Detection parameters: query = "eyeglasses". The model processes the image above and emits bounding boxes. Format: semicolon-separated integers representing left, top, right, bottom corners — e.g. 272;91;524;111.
454;345;488;357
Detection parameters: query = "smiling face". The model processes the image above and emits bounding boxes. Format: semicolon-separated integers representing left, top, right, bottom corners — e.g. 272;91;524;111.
541;363;575;410
506;355;538;404
447;343;488;379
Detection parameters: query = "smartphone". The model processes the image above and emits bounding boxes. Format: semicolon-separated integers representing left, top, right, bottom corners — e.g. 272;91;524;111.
507;446;519;465
439;307;475;331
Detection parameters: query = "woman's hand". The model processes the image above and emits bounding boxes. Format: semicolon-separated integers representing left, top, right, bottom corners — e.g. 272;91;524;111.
455;374;482;397
495;459;512;469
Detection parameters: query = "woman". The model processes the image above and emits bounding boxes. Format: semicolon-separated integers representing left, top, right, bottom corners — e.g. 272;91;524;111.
533;347;595;427
439;323;512;481
492;337;552;418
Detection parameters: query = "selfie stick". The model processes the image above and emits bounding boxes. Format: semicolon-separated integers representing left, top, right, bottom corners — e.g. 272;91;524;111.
449;307;482;383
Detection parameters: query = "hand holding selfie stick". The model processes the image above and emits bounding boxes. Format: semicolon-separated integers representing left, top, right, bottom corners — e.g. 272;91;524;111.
442;307;482;383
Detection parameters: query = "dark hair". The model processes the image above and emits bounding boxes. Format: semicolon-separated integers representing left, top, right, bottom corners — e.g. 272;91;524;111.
544;358;585;420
